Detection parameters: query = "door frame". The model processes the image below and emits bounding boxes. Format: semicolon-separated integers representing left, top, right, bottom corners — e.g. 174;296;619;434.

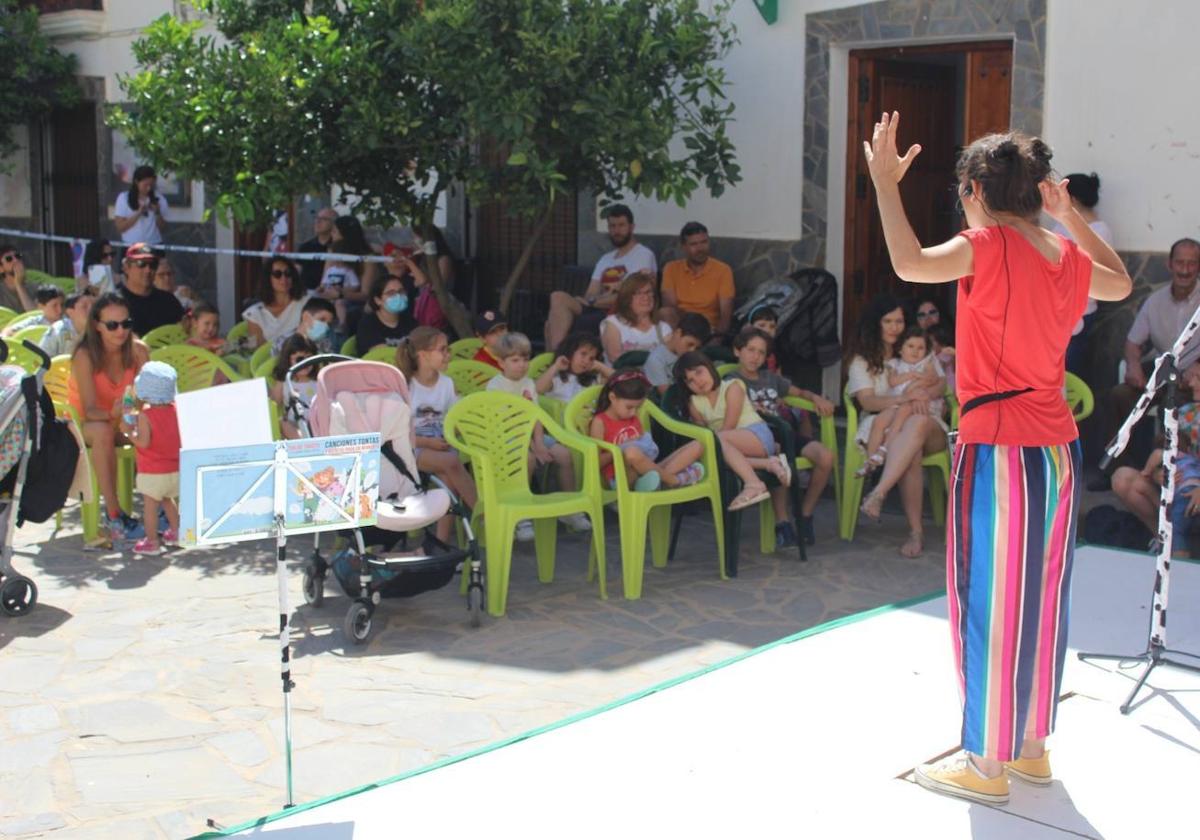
839;40;1013;341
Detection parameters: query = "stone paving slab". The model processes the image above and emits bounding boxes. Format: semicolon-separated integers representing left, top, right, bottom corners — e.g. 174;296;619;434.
0;498;954;838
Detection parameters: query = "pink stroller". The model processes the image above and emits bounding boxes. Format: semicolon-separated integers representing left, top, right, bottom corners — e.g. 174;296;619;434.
288;356;483;641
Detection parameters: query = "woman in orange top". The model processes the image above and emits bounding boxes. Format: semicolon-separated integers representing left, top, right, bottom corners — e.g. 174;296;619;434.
69;292;150;541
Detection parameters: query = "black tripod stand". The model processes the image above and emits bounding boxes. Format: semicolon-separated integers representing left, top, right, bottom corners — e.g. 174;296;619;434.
1078;316;1200;713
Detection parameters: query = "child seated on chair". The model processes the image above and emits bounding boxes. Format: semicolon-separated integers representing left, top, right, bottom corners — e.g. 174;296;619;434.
397;326;478;542
39;292;91;358
589;369;704;491
485;331;591;540
676;350;792;513
120;361;180;555
184;302;227;354
270;334;320;439
535;332;612;404
859;326;946;478
3;285;64;337
644;313;711;395
472;310;508;370
729;326;835;547
274;297;336;355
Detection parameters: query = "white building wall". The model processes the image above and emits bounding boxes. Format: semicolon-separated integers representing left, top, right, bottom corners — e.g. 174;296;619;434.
624;0;1200;255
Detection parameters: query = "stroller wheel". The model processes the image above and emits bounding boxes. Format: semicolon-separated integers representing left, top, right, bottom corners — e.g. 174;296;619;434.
343;601;372;645
1;575;37;617
302;566;324;607
468;582;484;628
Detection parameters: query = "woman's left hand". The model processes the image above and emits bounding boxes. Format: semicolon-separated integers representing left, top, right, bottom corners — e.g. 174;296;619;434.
863;111;922;185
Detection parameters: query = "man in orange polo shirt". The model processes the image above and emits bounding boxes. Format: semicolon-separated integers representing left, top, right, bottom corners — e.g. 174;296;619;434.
661;221;734;337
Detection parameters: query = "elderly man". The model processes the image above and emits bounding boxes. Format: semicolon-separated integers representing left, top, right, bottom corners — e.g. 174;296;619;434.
117;243;185;337
660;221;735;335
1098;237;1200;481
544;204;657;350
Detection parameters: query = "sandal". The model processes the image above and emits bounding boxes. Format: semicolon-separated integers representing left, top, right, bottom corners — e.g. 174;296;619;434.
900;530;924;558
728;482;770;511
768;454;793;487
860;489;885;521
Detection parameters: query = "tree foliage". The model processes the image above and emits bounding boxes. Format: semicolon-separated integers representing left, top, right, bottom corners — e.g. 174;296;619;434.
0;0;80;167
113;0;740;313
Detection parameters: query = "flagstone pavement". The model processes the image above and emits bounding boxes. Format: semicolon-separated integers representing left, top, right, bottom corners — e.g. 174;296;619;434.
0;490;1033;839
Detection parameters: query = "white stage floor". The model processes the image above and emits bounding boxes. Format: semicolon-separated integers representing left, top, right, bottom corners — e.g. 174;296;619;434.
222;547;1200;839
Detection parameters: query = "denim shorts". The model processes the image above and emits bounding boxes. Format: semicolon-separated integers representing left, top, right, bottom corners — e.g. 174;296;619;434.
744;421;776;457
620;431;659;463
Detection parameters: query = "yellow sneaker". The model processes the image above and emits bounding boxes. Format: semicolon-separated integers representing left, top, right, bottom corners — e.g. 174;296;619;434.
1005;751;1052;785
914;751;1010;805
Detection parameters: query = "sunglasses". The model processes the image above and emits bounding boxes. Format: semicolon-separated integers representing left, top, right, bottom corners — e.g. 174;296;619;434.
100;318;135;331
1;253;21;263
917;309;938;318
271;269;291;279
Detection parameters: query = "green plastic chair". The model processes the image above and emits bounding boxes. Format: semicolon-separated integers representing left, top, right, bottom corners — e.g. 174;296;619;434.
449;337;483;361
24;269;75;295
255;356;278;378
225;320;250;347
249;342;274;374
361;344;400;366
150;344;244;393
529;351;556;380
840;384;955;541
143;323;188;349
11;324;49;345
3;310;43;333
444;391;607;616
446;359;497;396
0;307;16;329
340;335;359;357
564;385;725;599
713;364;841;551
1065;372;1094;421
4;339;44;373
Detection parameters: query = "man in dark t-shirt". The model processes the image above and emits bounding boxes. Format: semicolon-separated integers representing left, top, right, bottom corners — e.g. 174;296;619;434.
118;242;185;337
298;208;337;290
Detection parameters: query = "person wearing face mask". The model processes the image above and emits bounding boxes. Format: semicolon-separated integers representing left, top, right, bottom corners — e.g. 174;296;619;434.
276;297;337;355
356;272;416;354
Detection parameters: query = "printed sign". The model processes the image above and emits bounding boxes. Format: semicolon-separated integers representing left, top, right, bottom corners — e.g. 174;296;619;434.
179;434;381;546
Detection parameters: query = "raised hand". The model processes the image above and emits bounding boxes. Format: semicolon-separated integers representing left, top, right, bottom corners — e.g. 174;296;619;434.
1039;178;1073;223
863;111;922;185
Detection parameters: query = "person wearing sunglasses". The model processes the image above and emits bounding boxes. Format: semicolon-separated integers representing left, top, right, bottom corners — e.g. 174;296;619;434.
116;242;185;337
0;244;35;314
77;237;116;295
67;292;152;543
243;258;310;349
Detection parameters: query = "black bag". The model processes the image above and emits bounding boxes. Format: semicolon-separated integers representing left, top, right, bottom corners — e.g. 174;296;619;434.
17;382;79;526
1082;504;1152;552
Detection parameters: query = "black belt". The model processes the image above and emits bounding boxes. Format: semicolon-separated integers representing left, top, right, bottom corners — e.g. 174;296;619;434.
960;387;1034;417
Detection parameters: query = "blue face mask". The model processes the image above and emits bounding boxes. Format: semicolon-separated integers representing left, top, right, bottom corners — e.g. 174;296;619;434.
383;293;409;315
307;319;329;341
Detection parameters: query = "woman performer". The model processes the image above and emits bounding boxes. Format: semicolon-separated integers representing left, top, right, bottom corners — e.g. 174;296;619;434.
863;112;1131;804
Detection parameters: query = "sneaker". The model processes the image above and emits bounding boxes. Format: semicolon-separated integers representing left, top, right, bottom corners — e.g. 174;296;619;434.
515;520;535;542
161;528;179;546
774;521;798;549
913;752;1010;805
633;471;662;492
1005;751;1052;786
674;462;706;487
799;515;815;546
106;512;146;542
563;512;592;532
133;537;163;555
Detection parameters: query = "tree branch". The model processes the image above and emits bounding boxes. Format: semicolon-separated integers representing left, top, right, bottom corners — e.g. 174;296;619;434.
498;201;555;317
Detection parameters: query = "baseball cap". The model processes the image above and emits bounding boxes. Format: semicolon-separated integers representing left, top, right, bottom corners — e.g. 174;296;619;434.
124;242;157;262
473;310;508;336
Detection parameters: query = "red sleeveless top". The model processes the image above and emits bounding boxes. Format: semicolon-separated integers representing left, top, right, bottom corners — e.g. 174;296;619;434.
137;404;181;474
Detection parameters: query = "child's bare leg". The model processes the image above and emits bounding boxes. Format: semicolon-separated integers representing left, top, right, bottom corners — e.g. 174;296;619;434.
799;441;833;518
161;498;180;534
657;440;703;487
770;485;789;523
883;403;913;447
552;444;576;491
419;449;478;510
622;447;656;488
142;496;161;547
716;429;769;488
864;406;895;458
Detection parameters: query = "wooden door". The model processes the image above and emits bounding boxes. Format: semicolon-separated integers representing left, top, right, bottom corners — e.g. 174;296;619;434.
49;102;100;275
843;42;1012;340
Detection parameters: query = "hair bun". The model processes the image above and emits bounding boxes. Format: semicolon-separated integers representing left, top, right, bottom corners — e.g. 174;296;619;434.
989;139;1021;164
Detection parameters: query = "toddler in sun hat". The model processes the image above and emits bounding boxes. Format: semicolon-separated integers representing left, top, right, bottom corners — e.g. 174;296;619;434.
123;361;182;555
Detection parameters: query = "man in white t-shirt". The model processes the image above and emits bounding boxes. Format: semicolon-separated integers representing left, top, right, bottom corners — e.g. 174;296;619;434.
544;204;657;350
113;165;169;245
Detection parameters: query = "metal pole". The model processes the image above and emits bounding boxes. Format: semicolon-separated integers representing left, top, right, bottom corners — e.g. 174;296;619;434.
273;444;295;808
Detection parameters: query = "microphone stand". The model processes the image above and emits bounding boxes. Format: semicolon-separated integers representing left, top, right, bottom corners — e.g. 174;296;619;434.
1077;300;1200;713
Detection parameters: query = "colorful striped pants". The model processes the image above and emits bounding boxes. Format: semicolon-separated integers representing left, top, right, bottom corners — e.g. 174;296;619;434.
946;440;1081;762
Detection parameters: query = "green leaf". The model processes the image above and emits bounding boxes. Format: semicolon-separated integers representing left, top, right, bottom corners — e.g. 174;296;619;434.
506;151;528;166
